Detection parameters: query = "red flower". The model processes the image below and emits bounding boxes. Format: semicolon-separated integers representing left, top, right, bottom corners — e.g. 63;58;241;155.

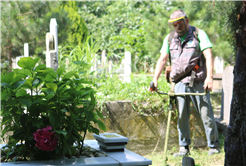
33;126;58;151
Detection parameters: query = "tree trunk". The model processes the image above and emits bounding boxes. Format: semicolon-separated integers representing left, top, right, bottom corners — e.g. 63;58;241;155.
224;2;246;166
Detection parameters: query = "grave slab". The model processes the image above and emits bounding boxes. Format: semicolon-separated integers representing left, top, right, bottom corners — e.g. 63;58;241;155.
85;140;152;166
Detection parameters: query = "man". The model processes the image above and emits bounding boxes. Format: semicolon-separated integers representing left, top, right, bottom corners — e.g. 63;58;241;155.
150;9;220;156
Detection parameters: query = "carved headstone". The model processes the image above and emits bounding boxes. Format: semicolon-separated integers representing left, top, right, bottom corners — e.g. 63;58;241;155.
46;18;58;71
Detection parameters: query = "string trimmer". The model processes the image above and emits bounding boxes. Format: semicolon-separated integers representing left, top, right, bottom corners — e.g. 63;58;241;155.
149;81;208;166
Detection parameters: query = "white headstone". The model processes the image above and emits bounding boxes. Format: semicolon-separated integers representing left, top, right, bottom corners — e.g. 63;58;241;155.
13;43;30;69
123;51;131;82
101;50;107;68
108;60;113;73
24;43;29;57
150;67;154;73
46;18;58;71
50;18;58;62
214;56;223;73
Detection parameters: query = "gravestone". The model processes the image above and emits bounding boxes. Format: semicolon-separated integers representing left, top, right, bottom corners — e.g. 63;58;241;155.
214;56;224;73
101;50;107;68
12;43;29;69
46;18;58;71
24;43;29;57
221;66;234;122
123;51;131;83
108;60;113;77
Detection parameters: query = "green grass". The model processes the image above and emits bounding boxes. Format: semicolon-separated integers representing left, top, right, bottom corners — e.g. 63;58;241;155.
144;133;225;166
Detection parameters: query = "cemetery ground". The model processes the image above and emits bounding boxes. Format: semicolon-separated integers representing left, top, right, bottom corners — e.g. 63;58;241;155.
144;133;225;166
144;93;225;166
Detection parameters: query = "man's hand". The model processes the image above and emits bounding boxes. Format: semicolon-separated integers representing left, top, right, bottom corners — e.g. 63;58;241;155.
204;76;213;91
149;81;157;93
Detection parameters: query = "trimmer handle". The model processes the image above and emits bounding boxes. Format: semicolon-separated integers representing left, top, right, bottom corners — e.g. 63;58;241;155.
150;81;156;91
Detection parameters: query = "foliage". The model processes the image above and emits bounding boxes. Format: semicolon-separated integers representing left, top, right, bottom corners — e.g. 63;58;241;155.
109;26;149;72
78;1;239;70
94;72;171;114
183;1;241;65
58;36;101;78
1;1;88;67
1;1;58;67
79;1;154;72
142;1;180;61
1;57;106;161
60;1;89;46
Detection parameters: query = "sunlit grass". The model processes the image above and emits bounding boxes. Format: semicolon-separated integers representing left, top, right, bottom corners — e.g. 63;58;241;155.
145;133;225;166
145;148;225;166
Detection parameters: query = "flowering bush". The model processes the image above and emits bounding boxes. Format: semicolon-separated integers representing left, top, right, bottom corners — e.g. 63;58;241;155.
1;57;106;161
33;126;58;152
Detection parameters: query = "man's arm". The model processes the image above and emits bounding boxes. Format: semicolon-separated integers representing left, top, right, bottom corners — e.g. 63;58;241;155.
151;52;169;90
203;48;213;91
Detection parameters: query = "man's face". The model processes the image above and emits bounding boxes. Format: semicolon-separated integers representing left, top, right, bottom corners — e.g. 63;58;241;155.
172;18;188;37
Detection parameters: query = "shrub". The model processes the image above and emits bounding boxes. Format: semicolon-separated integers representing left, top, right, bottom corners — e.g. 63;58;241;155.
1;57;105;161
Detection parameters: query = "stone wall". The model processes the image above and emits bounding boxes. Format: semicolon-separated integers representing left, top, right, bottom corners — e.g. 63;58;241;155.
85;101;208;156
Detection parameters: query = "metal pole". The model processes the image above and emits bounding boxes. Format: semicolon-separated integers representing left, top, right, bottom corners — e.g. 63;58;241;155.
163;109;172;166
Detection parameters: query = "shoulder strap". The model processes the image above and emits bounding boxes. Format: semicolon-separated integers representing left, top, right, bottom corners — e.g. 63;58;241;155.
168;31;175;46
191;26;199;42
191;26;205;67
167;31;175;66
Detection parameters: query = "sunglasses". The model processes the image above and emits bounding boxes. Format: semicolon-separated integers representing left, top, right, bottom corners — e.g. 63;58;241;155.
168;16;187;24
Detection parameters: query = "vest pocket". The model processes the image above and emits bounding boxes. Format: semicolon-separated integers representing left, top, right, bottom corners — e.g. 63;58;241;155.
185;40;197;48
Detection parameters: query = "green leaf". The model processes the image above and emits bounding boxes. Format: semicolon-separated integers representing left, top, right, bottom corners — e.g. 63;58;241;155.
13;69;31;77
45;93;55;100
63;71;75;80
84;111;94;121
20;114;28;127
45;72;57;82
32;120;43;128
55;130;67;136
49;113;56;126
13;129;26;140
46;83;57;92
90;92;95;104
1;72;15;84
1;92;11;100
32;78;41;86
18;98;31;107
23;78;33;89
34;64;46;72
96;109;104;119
96;120;106;131
1;83;12;89
91;127;99;135
13;80;26;89
17;57;39;70
57;67;65;78
16;89;27;97
37;68;55;77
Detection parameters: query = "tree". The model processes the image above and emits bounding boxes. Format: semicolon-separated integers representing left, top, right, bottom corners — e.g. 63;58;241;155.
78;1;175;72
1;1;55;69
224;1;246;165
182;1;238;65
61;1;88;47
1;1;88;70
